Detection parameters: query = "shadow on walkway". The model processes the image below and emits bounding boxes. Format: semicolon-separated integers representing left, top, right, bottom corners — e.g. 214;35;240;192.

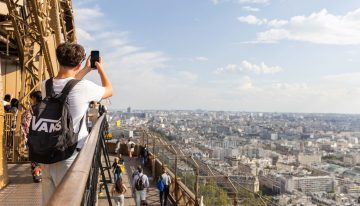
0;163;41;206
0;156;173;206
98;155;173;206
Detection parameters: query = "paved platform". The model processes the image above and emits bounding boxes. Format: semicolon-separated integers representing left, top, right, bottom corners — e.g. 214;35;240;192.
0;157;173;206
98;155;173;206
0;163;41;206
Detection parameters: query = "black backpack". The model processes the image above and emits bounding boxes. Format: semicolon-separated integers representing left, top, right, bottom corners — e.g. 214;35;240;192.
135;174;145;191
27;78;83;164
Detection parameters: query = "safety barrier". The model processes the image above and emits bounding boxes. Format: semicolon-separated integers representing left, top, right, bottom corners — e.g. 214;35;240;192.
48;114;113;206
106;128;278;206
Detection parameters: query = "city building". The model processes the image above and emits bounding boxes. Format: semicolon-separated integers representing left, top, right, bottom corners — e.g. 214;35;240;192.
286;175;334;193
297;153;322;166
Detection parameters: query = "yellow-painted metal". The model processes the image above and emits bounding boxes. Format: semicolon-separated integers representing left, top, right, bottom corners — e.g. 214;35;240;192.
0;0;77;189
0;73;8;188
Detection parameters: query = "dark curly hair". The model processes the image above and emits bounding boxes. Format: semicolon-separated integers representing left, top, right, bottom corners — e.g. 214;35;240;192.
56;42;85;67
30;91;42;104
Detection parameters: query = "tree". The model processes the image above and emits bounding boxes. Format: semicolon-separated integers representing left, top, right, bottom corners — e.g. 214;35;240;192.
199;180;230;206
179;173;195;192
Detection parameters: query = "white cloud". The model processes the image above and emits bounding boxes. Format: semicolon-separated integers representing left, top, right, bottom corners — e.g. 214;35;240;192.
219;77;360;113
73;3;360;113
267;19;288;27
237;76;254;90
77;28;94;41
214;64;240;74
214;61;282;74
240;61;282;74
217;72;360;113
240;8;360;45
195;56;209;61
242;6;260;12
74;0;96;6
179;71;198;81
239;0;269;4
322;72;360;86
75;7;103;22
73;4;221;110
256;29;290;43
74;7;107;32
212;0;269;5
238;15;267;25
238;16;287;27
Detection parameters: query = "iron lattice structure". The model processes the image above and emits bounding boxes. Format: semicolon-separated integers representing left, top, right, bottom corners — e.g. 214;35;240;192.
0;0;77;188
5;0;76;106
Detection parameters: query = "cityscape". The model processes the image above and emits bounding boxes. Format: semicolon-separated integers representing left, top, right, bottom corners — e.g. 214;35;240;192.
1;0;360;206
110;108;360;206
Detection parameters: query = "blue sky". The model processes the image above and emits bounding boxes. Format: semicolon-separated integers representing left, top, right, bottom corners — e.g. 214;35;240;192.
74;0;360;113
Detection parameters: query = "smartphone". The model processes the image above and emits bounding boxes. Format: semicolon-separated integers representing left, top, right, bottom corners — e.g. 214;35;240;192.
90;50;100;69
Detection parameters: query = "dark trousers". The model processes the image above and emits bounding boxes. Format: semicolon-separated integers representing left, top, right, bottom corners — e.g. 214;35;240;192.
160;185;170;206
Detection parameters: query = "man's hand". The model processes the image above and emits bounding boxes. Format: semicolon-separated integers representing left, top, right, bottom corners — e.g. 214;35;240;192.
95;57;104;72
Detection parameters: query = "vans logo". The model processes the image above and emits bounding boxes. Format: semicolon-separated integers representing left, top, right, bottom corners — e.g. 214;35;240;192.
32;116;61;133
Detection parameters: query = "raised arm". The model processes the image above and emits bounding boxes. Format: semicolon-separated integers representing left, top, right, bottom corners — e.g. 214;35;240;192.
95;58;113;99
75;56;91;80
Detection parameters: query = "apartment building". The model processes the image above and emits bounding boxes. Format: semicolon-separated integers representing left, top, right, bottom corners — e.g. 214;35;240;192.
286;176;334;193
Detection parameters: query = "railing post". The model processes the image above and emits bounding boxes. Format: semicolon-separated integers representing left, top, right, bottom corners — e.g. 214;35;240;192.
195;166;199;206
152;135;156;155
233;195;238;206
151;154;156;183
142;130;145;145
101;129;112;183
175;154;179;205
98;149;113;206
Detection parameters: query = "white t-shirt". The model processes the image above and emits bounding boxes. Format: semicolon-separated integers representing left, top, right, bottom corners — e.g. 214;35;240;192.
127;141;135;150
161;173;171;186
42;77;105;148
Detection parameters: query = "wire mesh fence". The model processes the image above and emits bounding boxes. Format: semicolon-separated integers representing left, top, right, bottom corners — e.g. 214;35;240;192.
141;130;278;206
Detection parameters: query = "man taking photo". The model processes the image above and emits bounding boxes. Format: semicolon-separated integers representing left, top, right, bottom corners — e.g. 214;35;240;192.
39;43;112;205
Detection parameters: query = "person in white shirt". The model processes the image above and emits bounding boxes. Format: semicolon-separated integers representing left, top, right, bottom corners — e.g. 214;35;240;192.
87;101;98;131
132;167;149;206
159;166;171;206
40;43;113;205
111;178;127;206
127;139;136;159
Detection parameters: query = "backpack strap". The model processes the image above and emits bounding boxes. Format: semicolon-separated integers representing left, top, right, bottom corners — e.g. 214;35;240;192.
61;79;81;97
76;114;86;135
58;79;81;103
45;78;55;97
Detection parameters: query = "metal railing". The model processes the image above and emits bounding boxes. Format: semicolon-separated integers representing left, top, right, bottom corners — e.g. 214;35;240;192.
141;130;278;206
4;112;29;162
48;114;113;206
4;113;17;162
